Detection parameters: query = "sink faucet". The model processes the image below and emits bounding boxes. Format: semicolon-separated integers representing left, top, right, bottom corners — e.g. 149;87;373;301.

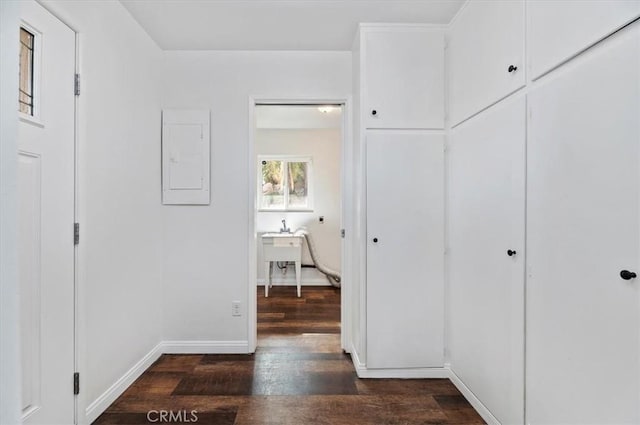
280;219;290;233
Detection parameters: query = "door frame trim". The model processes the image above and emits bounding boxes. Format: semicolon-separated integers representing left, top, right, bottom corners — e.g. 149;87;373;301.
247;96;353;353
72;30;82;425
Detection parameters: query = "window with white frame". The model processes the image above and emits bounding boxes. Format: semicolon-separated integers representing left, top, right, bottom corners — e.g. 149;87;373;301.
259;156;313;211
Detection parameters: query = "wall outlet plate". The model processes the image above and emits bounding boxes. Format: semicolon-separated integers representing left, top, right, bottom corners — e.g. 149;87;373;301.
232;301;241;317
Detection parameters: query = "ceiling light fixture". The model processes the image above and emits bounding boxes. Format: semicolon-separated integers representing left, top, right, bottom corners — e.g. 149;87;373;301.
318;106;338;114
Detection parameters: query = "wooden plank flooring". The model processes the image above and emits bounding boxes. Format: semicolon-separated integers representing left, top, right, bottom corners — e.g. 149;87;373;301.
94;286;484;424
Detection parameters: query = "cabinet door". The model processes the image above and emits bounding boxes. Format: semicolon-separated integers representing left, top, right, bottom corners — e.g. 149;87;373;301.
364;29;444;129
449;0;525;126
527;26;639;424
449;97;525;425
366;131;444;369
529;0;640;79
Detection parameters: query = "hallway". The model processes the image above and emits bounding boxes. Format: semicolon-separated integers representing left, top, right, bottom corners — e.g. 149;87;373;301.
93;287;483;424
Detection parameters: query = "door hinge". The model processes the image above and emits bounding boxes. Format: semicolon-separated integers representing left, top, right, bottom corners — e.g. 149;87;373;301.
74;223;80;245
341;229;346;238
74;74;80;96
73;372;80;395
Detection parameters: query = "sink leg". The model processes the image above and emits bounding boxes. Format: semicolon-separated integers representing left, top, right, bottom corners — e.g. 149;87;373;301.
264;261;271;297
295;261;302;297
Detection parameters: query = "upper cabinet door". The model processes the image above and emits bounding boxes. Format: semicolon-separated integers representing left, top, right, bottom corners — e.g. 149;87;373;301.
364;27;445;129
448;0;525;127
528;0;640;79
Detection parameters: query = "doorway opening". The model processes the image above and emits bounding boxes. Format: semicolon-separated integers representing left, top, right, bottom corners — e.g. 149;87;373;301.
249;101;349;356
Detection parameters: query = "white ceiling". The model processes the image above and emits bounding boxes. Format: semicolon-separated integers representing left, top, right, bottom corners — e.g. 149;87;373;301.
119;0;464;51
255;104;343;129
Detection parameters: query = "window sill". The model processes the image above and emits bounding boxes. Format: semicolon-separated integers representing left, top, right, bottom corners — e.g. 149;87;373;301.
258;209;314;213
19;112;44;128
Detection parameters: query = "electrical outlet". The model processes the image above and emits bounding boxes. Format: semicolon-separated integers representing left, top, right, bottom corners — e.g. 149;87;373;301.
231;301;241;317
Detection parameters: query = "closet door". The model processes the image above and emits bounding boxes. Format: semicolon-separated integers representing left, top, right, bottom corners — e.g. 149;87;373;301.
448;97;525;425
527;26;640;424
366;131;444;369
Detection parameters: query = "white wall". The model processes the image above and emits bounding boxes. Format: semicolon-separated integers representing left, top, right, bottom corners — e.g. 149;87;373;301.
39;1;164;421
256;128;342;284
161;51;351;343
0;1;21;423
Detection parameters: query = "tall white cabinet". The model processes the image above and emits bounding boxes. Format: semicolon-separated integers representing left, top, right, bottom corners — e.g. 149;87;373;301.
447;1;640;424
349;3;640;422
527;25;640;424
367;132;444;369
352;24;446;373
448;97;526;425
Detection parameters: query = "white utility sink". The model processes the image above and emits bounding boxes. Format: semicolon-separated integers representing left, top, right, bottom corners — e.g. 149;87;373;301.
261;232;304;297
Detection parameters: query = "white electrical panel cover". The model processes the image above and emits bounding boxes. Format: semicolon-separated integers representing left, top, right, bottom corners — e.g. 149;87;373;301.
162;109;210;205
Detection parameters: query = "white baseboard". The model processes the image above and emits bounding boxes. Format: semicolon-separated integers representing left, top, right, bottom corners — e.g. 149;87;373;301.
161;340;249;354
86;341;498;425
257;266;334;286
85;340;250;422
447;366;500;425
349;342;365;372
256;278;331;286
351;347;500;423
356;365;449;379
85;342;163;424
349;343;448;378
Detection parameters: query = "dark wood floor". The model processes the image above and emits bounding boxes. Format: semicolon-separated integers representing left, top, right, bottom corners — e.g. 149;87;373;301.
94;286;484;424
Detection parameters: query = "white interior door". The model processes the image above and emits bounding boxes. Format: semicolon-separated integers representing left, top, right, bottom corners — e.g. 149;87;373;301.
18;1;76;423
366;131;444;369
527;25;640;424
448;97;525;425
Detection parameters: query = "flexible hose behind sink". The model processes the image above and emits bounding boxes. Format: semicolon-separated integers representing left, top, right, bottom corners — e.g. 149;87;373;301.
294;228;341;288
